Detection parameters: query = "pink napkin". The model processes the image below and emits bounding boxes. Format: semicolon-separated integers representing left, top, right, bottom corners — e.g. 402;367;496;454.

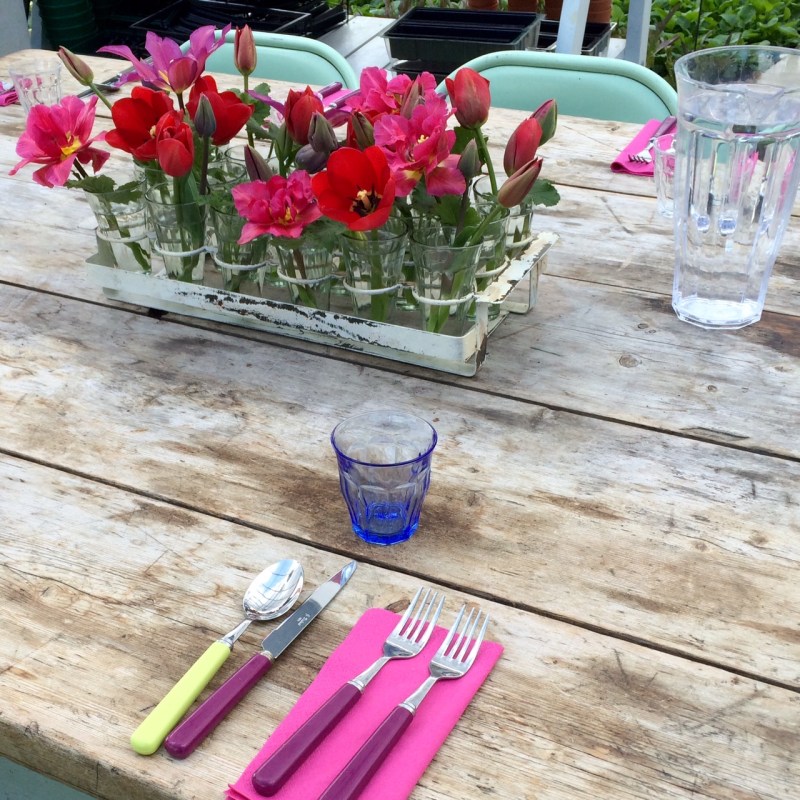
227;607;503;800
0;87;18;106
610;118;665;176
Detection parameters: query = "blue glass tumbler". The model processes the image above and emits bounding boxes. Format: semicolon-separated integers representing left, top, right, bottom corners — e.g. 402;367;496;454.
331;410;438;545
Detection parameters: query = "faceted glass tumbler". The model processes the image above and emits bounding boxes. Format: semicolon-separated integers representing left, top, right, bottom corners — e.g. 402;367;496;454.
331;410;438;546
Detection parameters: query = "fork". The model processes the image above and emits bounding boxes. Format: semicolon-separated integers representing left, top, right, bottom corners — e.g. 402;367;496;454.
317;605;489;800
628;115;677;163
251;587;445;797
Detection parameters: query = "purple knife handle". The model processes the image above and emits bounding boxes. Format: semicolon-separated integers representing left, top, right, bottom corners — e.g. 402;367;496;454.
652;115;677;140
252;683;363;796
164;652;273;759
318;706;414;800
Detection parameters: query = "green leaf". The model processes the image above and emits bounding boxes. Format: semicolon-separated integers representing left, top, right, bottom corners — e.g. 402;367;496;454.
527;179;560;208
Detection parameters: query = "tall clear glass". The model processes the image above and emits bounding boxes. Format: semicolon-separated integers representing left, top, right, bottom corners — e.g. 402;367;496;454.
672;46;800;329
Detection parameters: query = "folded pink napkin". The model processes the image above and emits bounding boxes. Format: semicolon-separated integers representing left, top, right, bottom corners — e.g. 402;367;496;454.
227;607;503;800
610;118;665;176
0;87;18;106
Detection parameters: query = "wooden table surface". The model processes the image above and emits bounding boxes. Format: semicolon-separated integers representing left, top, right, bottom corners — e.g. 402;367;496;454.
1;51;798;800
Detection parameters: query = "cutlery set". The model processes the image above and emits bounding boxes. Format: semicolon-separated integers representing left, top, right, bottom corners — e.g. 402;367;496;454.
628;115;677;164
131;564;490;800
256;593;489;800
132;560;355;756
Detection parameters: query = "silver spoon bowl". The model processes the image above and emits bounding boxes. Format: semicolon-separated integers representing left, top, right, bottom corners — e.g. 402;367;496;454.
220;559;304;647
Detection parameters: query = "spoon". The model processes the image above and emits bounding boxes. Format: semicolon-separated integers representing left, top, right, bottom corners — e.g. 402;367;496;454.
130;558;304;756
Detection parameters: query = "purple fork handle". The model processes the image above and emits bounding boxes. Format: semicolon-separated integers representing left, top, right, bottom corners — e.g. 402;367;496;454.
318;706;414;800
252;683;362;796
164;652;273;759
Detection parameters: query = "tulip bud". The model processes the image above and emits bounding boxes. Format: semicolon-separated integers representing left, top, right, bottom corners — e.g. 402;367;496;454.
308;112;338;155
295;144;330;173
504;117;542;178
399;80;423;119
234;25;256;77
497;158;543;208
531;98;558;146
193;94;217;139
58;46;93;85
445;68;490;129
349;111;374;149
244;145;273;182
457;139;480;182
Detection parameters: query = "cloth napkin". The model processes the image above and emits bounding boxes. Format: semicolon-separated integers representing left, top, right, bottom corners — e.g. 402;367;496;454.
227;607;503;800
0;86;18;106
610;118;666;176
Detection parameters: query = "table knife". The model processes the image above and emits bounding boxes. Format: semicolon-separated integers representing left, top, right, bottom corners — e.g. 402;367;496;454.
163;560;358;759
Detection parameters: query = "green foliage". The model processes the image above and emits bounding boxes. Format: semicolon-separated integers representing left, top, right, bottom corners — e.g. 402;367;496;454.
612;0;800;84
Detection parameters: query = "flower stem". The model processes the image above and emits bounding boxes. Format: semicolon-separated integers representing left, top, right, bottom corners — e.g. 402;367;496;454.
474;130;498;196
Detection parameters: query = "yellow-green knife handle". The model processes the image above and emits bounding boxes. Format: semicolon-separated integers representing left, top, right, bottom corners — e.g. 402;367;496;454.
131;640;231;755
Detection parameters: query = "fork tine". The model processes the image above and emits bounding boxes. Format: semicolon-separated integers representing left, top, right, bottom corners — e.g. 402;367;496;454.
437;604;465;655
393;586;424;637
453;608;482;661
448;607;475;659
412;592;445;647
404;587;434;640
463;612;489;668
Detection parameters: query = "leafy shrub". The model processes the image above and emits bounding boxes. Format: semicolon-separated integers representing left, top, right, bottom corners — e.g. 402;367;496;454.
613;0;800;83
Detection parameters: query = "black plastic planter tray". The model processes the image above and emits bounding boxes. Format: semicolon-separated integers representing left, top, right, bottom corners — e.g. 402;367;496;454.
384;8;543;65
535;20;615;57
393;60;451;84
134;0;311;40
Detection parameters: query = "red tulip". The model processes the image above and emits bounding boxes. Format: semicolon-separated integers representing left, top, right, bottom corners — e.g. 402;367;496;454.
284;86;324;146
105;87;176;162
504;117;542;177
497;157;542;208
155;111;195;177
187;76;253;146
311;146;396;231
234;25;256;77
531;98;558;146
445;68;490;129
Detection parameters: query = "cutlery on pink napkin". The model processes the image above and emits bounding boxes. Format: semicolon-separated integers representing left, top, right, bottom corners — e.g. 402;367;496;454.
226;607;503;800
611;117;676;176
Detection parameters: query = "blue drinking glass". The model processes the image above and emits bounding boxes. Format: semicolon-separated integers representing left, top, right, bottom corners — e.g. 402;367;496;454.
331;410;438;546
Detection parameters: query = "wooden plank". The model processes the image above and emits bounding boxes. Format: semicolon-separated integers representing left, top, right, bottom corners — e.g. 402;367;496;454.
0;177;798;461
1;286;799;689
1;455;797;800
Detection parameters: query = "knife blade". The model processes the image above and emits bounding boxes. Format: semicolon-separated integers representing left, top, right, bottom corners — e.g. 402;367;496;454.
163;560;357;759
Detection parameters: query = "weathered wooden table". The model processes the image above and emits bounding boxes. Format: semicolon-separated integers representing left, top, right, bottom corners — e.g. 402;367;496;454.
1;51;798;800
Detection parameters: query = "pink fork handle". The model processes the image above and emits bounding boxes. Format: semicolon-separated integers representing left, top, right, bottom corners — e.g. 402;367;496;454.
164;652;273;759
252;683;363;796
318;706;414;800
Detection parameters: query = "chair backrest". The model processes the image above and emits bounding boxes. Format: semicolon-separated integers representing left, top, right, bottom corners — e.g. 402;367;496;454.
200;30;359;89
438;51;677;123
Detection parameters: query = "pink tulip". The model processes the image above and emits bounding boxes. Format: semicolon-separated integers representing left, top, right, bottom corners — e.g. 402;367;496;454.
232;171;322;242
234;25;256;77
373;94;464;197
99;23;231;95
445;68;491;129
57;46;93;85
504;117;542;177
9;95;109;187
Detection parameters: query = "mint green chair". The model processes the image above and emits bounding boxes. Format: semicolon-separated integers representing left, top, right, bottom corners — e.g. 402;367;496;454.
439;51;677;123
200;30;359;89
